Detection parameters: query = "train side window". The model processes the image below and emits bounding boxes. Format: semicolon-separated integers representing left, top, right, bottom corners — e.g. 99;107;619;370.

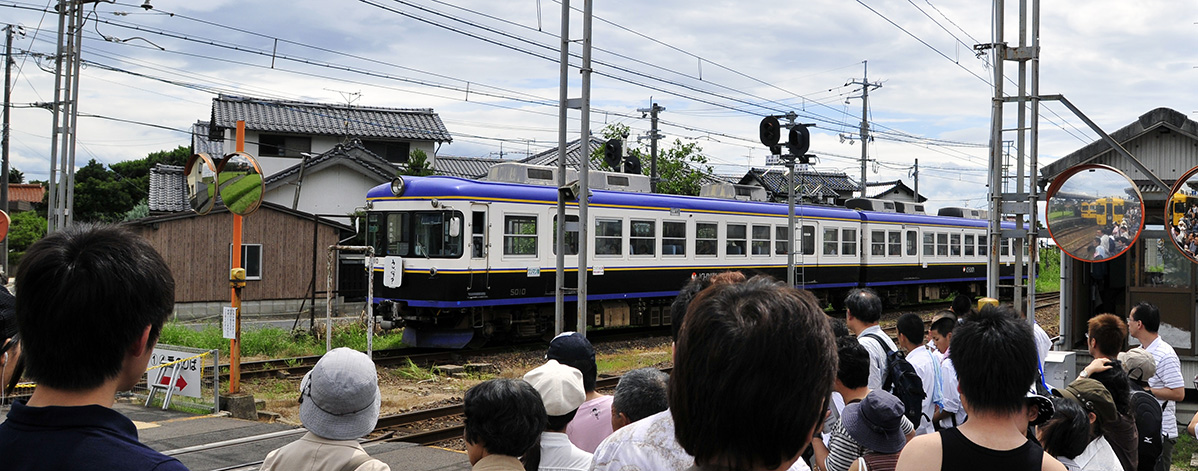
552;215;579;256
663;221;686;256
871;230;886;256
596;219;623;256
630;220;657;256
776;226;790;255
802;225;815;255
752;225;771;255
823;227;839;255
503;215;537;256
842;229;858;257
979;234;988;256
472;211;486;258
906;230;917;256
696;223;718;256
964;234;975;256
937;233;948;256
923;232;934;256
888;231;902;257
1001;238;1010;256
950;234;962;256
726;224;747;256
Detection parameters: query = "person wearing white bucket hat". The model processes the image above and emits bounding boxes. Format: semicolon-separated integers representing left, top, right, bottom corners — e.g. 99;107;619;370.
523;359;591;471
260;347;389;471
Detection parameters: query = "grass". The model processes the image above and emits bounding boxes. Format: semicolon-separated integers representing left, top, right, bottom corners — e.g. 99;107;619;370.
1036;246;1061;293
391;359;437;381
158;322;408;358
1176;434;1198;471
596;347;671;373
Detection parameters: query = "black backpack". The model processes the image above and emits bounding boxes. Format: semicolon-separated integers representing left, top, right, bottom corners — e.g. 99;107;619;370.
1130;389;1163;471
864;334;926;426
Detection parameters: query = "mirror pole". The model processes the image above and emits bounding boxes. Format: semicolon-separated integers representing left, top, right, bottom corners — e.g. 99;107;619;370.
229;120;246;395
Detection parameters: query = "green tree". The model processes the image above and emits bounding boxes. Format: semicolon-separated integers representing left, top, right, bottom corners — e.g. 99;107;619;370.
8;168;23;184
8;210;46;252
400;149;435;176
590;123;715;196
71;145;190;222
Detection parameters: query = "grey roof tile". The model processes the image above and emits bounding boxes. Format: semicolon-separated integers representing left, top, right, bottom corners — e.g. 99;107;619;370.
434;156;508;179
148;164;189;213
210;95;452;142
264;139;397;186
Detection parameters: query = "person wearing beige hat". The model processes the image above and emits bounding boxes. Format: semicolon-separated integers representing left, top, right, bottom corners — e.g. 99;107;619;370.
1119;347;1163;471
261;347;389;471
522;360;592;471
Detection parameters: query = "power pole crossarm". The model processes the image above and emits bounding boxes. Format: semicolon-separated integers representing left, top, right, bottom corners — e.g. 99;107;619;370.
637;103;665;193
847;61;881;197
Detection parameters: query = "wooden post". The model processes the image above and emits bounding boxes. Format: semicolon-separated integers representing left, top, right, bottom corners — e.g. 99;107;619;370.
229;120;245;395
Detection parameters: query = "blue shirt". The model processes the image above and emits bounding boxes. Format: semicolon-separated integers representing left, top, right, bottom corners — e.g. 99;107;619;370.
0;401;189;470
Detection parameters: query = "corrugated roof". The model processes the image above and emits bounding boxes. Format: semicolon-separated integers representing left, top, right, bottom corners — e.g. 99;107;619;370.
148;164;189;213
8;184;45;204
264;139;396;187
1041;107;1198;180
210;95;452;142
434;155;508;179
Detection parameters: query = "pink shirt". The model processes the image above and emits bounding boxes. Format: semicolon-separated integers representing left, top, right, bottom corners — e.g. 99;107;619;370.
564;394;614;453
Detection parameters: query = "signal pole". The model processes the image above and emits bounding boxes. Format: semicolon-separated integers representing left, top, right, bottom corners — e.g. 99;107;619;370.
637;102;664;192
2;24;17;276
848;61;881;197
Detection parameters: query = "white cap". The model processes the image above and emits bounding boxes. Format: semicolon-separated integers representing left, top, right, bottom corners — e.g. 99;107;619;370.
523;360;586;416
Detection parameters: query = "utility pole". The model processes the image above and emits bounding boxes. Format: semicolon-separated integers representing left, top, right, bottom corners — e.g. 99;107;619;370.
2;24;17;278
553;0;570;335
913;158;919;203
576;0;593;336
47;1;100;232
637;102;664;192
847;61;881;197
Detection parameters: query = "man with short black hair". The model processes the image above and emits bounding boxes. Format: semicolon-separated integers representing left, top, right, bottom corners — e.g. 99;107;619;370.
463;378;548;471
896;313;941;435
1128;302;1184;471
1081;313;1138;471
845;288;894;391
928;312;965;430
547;331;611;453
610;367;668;431
0;224;187;471
896;305;1065;471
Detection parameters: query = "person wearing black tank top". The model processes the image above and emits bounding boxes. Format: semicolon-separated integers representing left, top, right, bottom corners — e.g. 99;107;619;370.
895;305;1066;471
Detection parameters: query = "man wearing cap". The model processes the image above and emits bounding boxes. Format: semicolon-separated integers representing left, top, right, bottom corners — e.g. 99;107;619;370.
546;331;613;453
1120;347;1162;471
841;390;909;471
261;347;388;471
523;360;592;471
1127;302;1184;471
1055;378;1123;471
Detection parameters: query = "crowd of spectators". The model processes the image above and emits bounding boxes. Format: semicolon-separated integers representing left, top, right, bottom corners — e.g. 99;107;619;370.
1172;200;1198;258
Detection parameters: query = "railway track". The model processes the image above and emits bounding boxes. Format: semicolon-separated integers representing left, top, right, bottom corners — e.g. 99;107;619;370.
880;291;1061;338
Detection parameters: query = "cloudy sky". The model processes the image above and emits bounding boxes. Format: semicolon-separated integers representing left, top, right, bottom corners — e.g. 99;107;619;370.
2;0;1194;213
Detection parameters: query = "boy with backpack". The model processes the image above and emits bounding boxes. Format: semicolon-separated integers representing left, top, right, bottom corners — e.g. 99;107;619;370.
895;313;941;435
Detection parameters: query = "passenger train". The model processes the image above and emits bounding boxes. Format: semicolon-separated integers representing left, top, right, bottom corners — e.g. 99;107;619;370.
364;164;1019;348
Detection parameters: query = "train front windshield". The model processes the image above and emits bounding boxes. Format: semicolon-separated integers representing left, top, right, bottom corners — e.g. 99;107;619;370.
367;211;464;258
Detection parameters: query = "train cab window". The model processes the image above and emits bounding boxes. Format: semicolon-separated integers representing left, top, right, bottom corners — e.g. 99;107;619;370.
630;220;657;256
726;224;747;256
842;229;858;257
823;228;839;256
663;221;686;256
936;233;949;256
979;235;988;256
596;219;623;256
964;234;975;256
950;234;962;256
906;230;917;256
503;215;538;256
752;225;771;255
871;231;886;256
367;211;463;258
776;226;790;255
696;223;718;256
553;215;579;256
923;232;934;256
801;225;816;255
888;231;902;257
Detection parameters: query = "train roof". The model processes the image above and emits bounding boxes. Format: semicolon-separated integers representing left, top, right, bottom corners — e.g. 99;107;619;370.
367;176;996;227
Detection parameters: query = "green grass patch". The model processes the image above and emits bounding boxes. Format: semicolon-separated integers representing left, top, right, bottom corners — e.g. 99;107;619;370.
1036;246;1061;293
597;349;671;374
157;322;407;358
1174;433;1198;470
391;358;437;381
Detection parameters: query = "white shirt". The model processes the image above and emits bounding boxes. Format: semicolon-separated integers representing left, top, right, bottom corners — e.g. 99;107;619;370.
856;325;897;391
1074;437;1122;471
538;432;592;471
1144;336;1185;438
904;344;941;435
938;355;967;429
591;410;693;471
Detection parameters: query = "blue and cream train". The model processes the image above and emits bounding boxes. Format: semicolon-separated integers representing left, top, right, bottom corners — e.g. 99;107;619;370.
364;168;1019;348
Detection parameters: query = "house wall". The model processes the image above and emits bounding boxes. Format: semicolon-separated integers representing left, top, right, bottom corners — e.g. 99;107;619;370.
263;168;382;217
126;209;340;306
231;129;439;177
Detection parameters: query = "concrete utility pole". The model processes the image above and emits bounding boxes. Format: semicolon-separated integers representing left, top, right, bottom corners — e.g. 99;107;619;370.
47;0;101;232
637;102;664;192
2;24;17;276
554;0;570;335
848;61;881;197
577;0;593;336
913;158;919;202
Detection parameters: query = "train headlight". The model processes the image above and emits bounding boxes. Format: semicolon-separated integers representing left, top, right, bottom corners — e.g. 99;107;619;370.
390;177;406;197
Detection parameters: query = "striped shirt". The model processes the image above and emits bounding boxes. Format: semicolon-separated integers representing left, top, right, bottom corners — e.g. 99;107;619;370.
1143;336;1184;438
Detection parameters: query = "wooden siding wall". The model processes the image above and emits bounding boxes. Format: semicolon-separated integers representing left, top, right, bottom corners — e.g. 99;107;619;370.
128;210;340;303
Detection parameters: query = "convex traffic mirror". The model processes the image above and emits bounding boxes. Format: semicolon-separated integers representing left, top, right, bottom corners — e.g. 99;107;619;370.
1045;164;1144;263
216;152;265;216
184;153;219;215
1167;165;1198;263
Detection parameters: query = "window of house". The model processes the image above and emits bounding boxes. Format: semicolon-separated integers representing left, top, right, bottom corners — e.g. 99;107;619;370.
965;234;975;256
630;220;656;256
663;221;686;256
258;134;311;158
888;231;902;257
696;223;718;256
823;227;839;256
229;244;263;280
752;225;771;255
937;233;948;256
801;225;816;255
776;226;790;255
503;215;537;256
596;219;623;256
362;140;413;164
553;215;579;256
950;234;962;256
726;224;747;256
872;230;886;256
842;229;858;257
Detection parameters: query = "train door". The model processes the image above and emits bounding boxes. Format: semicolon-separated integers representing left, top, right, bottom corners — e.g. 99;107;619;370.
794;222;817;286
468;203;490;292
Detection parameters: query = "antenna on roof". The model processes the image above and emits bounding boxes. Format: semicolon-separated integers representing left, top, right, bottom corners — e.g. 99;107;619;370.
323;89;362;143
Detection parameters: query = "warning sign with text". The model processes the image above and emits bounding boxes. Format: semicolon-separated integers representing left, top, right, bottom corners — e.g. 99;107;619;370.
146;347;202;398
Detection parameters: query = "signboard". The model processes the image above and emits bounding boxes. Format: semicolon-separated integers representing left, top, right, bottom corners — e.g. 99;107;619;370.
382;256;403;288
222;307;237;339
147;348;202;398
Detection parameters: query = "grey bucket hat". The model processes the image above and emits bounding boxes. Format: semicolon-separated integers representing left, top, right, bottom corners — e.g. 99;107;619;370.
299;347;381;440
